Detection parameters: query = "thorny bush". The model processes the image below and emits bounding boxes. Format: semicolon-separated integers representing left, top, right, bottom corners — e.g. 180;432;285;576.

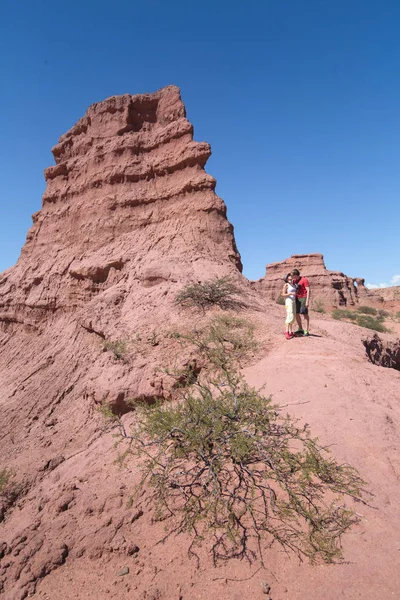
114;317;367;566
175;278;244;311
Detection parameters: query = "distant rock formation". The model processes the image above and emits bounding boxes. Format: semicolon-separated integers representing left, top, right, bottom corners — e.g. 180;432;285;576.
254;253;372;308
368;286;400;312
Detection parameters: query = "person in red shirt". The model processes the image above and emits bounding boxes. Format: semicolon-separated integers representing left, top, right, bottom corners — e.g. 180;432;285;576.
291;269;311;336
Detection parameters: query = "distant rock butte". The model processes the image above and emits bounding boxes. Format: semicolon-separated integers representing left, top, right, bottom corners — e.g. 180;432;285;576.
255;253;373;308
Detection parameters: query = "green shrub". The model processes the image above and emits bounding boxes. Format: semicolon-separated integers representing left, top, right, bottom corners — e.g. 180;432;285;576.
378;309;389;318
103;339;128;360
332;309;388;332
332;309;357;321
0;468;18;522
356;315;388;332
169;315;256;375
96;402;119;421
115;321;366;566
0;468;13;493
357;306;377;316
175;278;243;311
276;295;285;305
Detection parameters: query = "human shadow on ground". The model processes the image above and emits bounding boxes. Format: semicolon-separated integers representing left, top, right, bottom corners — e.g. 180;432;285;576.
293;333;323;338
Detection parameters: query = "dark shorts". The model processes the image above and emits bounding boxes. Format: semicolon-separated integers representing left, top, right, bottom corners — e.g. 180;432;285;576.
296;297;308;315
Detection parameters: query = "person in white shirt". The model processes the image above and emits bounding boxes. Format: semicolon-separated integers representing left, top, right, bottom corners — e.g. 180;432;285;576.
281;273;296;340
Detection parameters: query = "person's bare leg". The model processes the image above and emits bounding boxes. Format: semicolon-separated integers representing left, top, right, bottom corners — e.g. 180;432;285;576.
304;313;310;332
295;314;302;330
288;321;293;334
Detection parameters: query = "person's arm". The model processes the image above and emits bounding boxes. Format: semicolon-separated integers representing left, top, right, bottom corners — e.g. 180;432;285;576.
305;285;310;307
282;283;288;297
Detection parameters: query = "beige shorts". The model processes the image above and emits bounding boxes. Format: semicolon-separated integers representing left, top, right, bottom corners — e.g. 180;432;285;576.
285;298;295;325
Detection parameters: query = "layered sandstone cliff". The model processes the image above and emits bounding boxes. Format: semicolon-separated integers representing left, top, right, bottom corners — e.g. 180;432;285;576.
0;86;248;599
0;83;246;420
0;85;241;329
254;253;373;307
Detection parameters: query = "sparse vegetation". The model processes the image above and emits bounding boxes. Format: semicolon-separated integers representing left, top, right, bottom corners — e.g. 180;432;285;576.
356;315;388;333
356;306;377;316
332;309;388;332
313;300;326;314
332;309;357;321
0;468;13;493
168;315;256;375
276;295;285;305
0;468;19;522
96;402;119;421
175;278;243;311
113;317;366;566
103;339;128;360
148;331;159;347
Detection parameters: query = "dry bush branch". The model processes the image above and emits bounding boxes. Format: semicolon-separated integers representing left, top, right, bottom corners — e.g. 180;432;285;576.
175;278;245;311
111;318;368;566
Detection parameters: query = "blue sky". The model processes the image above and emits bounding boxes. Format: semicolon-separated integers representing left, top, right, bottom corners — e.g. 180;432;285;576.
0;0;399;287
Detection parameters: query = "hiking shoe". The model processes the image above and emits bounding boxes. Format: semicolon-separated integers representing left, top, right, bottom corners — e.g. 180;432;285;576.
303;330;309;336
284;332;292;340
294;329;304;335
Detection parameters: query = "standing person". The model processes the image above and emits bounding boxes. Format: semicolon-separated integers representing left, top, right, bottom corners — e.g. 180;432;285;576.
291;269;311;336
281;273;297;340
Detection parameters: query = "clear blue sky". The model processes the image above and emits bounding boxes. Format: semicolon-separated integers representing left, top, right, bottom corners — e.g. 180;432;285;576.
1;0;399;287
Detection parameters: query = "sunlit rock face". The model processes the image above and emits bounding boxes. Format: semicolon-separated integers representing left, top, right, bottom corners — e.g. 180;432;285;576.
0;85;248;599
0;85;242;329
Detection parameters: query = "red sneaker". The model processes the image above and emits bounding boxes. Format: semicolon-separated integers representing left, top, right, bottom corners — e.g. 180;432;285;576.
289;332;295;338
284;332;292;340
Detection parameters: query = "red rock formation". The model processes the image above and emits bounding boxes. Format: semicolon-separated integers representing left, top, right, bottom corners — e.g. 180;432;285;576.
0;86;246;599
0;85;245;401
368;285;400;312
254;253;373;308
0;86;241;327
